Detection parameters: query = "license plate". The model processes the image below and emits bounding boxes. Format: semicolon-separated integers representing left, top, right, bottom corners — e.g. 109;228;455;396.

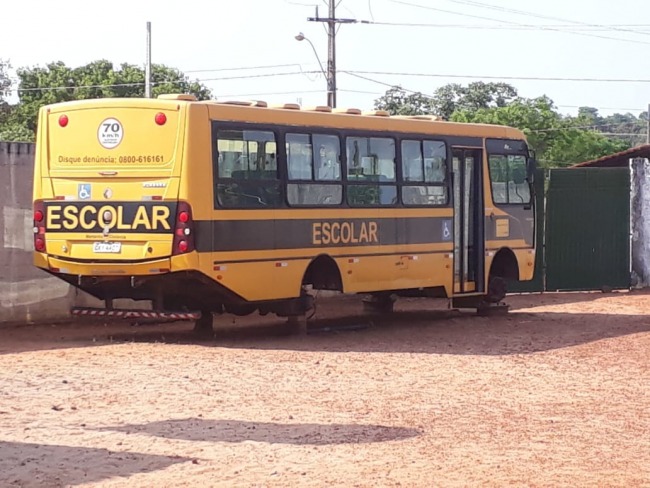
92;242;122;253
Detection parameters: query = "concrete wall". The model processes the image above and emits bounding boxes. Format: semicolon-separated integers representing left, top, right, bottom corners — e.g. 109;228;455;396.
0;142;80;325
630;157;650;288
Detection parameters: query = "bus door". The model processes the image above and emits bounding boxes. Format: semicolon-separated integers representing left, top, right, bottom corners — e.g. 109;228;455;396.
451;148;485;294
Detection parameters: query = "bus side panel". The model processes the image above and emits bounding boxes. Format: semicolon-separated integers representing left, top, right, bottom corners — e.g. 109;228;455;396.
180;104;215;280
340;251;454;296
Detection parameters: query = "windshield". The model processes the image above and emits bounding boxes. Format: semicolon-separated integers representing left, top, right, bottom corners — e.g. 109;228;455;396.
488;154;531;205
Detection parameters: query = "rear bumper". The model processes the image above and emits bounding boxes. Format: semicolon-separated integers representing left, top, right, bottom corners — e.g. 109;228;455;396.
41;255;172;276
34;260;244;312
34;251;198;276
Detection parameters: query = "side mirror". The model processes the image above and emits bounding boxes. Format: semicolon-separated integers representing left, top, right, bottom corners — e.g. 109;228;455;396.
527;150;537;181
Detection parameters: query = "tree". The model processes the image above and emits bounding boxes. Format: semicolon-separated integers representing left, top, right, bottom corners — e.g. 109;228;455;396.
374;83;632;167
1;60;212;140
0;59;11;104
543;126;629;166
430;82;518;120
452;97;629;166
0;59;12;128
0;122;33;142
374;82;519;120
374;86;435;116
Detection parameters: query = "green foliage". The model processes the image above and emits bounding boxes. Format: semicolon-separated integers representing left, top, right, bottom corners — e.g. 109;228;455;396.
575;106;646;147
375;82;635;168
374;86;435;115
0;122;34;142
452;97;630;167
542;127;628;166
374;82;518;120
430;82;518;120
0;60;213;140
0;59;11;103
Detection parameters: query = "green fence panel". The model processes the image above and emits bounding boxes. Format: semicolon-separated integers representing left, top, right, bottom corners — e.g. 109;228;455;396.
545;168;630;292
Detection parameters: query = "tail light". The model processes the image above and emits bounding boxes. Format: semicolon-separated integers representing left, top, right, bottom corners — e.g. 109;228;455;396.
172;201;195;255
33;200;46;252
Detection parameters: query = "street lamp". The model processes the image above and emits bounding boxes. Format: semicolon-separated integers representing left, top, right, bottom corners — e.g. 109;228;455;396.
295;32;336;108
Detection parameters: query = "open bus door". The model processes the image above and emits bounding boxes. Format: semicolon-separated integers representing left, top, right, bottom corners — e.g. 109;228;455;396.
451;148;485;297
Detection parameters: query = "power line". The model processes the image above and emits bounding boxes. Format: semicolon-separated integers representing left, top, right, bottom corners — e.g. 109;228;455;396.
218;89;323;98
443;0;650;38
184;63;305;74
345;69;650;83
557;104;646;112
216;88;380;98
598;133;645;136
9;67;650;96
389;0;650;46
11;71;322;93
342;71;437;98
532;123;646;133
361;21;650;32
343;71;648;115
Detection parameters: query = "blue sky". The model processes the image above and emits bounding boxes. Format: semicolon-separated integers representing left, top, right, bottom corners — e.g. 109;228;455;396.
3;0;650;117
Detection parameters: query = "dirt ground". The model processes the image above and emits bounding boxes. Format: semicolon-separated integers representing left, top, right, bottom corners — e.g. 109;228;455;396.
0;291;649;488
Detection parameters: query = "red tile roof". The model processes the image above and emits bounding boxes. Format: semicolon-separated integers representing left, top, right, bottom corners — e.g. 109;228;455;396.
572;144;650;168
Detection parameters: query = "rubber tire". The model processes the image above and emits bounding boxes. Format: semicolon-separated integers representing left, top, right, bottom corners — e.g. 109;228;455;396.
486;275;507;303
193;312;214;336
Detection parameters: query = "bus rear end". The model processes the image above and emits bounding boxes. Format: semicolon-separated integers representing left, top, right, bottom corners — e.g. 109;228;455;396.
33;96;202;319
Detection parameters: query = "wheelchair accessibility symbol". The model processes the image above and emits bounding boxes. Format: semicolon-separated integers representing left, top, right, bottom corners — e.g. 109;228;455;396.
442;219;452;241
78;184;91;200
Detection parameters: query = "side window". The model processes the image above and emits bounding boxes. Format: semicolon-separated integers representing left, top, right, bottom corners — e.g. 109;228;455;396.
287;133;313;180
423;141;446;183
401;139;448;206
214;128;282;208
346;136;397;206
314;134;341;182
489;154;530;204
402;140;423;181
286;133;342;206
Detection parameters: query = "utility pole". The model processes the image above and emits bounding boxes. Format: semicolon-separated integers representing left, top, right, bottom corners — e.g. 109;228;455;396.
327;1;336;109
307;2;356;108
145;22;152;99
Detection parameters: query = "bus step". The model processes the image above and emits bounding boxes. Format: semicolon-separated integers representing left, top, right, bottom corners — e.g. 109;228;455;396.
71;307;201;321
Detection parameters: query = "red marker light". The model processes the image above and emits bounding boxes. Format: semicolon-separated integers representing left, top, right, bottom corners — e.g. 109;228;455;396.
34;210;44;222
178;210;189;223
34;237;46;252
59;115;69;127
177;240;188;253
155;112;167;125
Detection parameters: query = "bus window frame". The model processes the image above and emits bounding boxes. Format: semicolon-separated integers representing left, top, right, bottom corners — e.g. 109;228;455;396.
398;137;450;208
344;133;398;208
212;122;284;210
211;120;480;211
285;131;344;207
485;138;533;207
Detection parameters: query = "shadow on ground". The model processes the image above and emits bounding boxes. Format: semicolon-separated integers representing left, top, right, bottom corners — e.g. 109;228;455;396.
0;440;189;487
97;418;420;446
2;292;649;356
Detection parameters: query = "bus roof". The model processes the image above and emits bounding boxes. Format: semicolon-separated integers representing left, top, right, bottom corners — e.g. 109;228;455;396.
41;95;527;141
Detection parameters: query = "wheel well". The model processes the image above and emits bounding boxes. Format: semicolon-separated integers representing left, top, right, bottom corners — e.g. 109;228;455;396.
302;255;343;291
490;248;519;281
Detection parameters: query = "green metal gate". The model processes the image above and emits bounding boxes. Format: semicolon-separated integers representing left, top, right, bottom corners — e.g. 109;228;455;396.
544;168;630;291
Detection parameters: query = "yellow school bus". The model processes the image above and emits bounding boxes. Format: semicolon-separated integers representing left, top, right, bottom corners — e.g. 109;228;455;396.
33;94;536;332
